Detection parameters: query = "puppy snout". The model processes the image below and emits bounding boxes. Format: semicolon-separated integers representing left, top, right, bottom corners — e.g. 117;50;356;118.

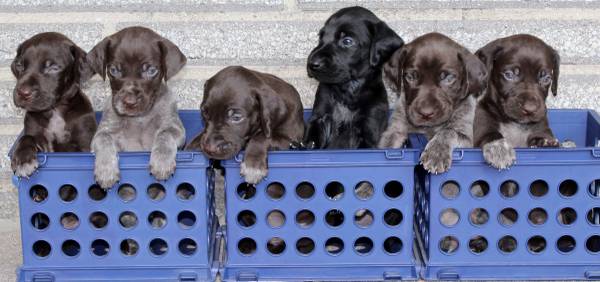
17;86;34;99
418;106;436;120
202;137;232;156
520;100;539;116
308;57;325;71
122;95;138;107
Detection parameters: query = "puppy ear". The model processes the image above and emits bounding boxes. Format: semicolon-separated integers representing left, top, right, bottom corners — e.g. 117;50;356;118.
10;44;23;77
253;87;288;139
475;39;504;78
383;47;407;92
70;44;94;84
87;37;112;81
157;38;187;81
550;48;560;96
369;21;404;67
458;52;488;97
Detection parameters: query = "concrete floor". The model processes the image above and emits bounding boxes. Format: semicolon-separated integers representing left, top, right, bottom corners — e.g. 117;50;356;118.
0;223;21;282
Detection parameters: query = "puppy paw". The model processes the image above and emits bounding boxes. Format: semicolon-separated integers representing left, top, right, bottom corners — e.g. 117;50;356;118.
240;159;267;185
150;150;176;181
483;139;516;170
12;151;38;178
420;141;452;174
94;154;120;189
377;131;407;149
528;137;560;148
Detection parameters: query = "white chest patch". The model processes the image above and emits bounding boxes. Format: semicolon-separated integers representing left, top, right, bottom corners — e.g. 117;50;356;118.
45;110;70;147
333;104;355;124
499;122;531;148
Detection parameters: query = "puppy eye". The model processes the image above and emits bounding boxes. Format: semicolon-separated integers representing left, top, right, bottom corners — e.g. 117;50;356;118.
146;66;159;78
440;72;456;85
108;65;121;77
404;71;418;82
539;70;552;85
340;36;355;48
502;69;518;81
44;61;61;74
13;60;24;72
228;109;244;123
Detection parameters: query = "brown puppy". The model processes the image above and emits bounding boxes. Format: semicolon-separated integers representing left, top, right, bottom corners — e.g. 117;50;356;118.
186;66;304;184
474;34;560;169
11;32;96;177
379;33;487;173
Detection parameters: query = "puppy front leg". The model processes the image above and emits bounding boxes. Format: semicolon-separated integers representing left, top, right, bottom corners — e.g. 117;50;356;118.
420;129;464;174
304;114;331;149
378;112;408;149
92;132;120;189
150;123;185;181
241;135;269;184
480;132;516;170
527;129;559;148
12;135;46;177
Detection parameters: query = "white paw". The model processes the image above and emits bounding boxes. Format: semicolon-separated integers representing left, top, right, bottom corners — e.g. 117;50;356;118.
149;150;176;181
420;141;452;174
94;154;120;189
483;139;516;170
14;158;38;178
378;131;406;149
240;162;267;184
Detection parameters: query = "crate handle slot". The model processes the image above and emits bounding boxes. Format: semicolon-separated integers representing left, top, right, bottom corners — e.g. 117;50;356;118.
385;150;405;159
37;155;48;168
383;272;402;280
237;272;258;281
437;271;459;280
32;273;54;282
234;153;244;163
178;273;198;281
452;150;464;161
176;152;195;162
593;149;600;158
586;271;600;279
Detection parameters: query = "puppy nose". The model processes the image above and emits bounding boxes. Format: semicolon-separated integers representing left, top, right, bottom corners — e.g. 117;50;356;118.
203;141;232;155
521;102;539;115
308;58;325;71
123;95;137;106
17;86;33;99
418;106;436;119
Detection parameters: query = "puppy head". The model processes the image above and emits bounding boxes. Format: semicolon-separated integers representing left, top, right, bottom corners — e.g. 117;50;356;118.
385;33;487;127
476;34;559;123
11;32;92;112
307;6;404;83
87;26;186;117
198;66;286;159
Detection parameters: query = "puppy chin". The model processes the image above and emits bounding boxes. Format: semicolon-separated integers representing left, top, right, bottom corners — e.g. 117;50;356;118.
201;148;240;160
113;102;150;117
309;70;350;84
14;96;54;112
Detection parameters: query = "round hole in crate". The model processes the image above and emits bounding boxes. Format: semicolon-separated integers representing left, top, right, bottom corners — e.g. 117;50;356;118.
470;180;490;198
325;237;344;255
469;236;488;254
267;237;286;255
89;211;108;229
440;208;460;227
147;183;166;201
498;208;518;227
527;236;547;254
117;184;136;202
528;208;548;225
236;182;256;200
325;209;344;227
557;207;577;225
383;236;403;254
354;209;374;228
384;209;403;227
295;209;315;228
237;210;256;228
557;235;576;253
559;180;578;197
29;185;48;203
440;181;460;199
178;238;197;256
325;181;344;200
32;240;51;258
384;181;403;199
176;183;195;201
59;184;77;202
295;182;315;200
296;237;315;255
529;180;549;197
149;238;168;256
120;239;139;256
30;213;49;230
148;211;167;229
354;237;374;255
178;211;196;229
587;208;600;226
500;180;519;198
439;236;459;255
91;239;110;257
238;238;257;255
586;235;600;253
266;182;285;200
267;210;286;228
119;211;138;229
354;181;374;200
498;235;518;253
88;184;107;201
60;212;79;230
469;208;489;226
589;180;600;198
62;240;80;257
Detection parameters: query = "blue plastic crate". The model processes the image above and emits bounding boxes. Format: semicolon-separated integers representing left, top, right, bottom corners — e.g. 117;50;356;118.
11;110;220;282
416;109;600;280
220;137;421;281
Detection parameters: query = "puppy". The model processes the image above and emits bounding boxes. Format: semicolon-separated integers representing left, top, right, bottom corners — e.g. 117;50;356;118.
304;6;404;149
88;26;187;189
186;66;304;184
11;32;96;177
474;34;560;169
378;33;487;173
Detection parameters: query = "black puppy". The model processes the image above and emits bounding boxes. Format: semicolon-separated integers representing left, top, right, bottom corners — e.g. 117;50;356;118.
11;32;96;177
304;6;404;149
474;34;560;169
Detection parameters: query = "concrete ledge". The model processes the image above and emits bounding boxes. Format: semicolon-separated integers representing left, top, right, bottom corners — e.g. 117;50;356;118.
297;0;600;10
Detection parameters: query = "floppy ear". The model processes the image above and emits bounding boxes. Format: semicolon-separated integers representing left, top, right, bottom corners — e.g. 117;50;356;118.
87;37;112;81
10;44;23;77
369;21;404;67
475;39;504;79
70;44;94;84
253;86;287;139
550;48;560;96
458;52;488;98
157;38;187;81
383;47;407;93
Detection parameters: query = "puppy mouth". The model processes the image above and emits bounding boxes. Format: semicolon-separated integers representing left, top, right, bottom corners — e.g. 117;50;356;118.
407;108;450;128
201;146;240;160
308;68;351;84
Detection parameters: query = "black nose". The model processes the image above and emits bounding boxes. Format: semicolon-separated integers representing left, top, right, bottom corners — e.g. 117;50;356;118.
308;58;325;71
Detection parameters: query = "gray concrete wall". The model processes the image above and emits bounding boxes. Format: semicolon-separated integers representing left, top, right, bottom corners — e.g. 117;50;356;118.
0;1;599;280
